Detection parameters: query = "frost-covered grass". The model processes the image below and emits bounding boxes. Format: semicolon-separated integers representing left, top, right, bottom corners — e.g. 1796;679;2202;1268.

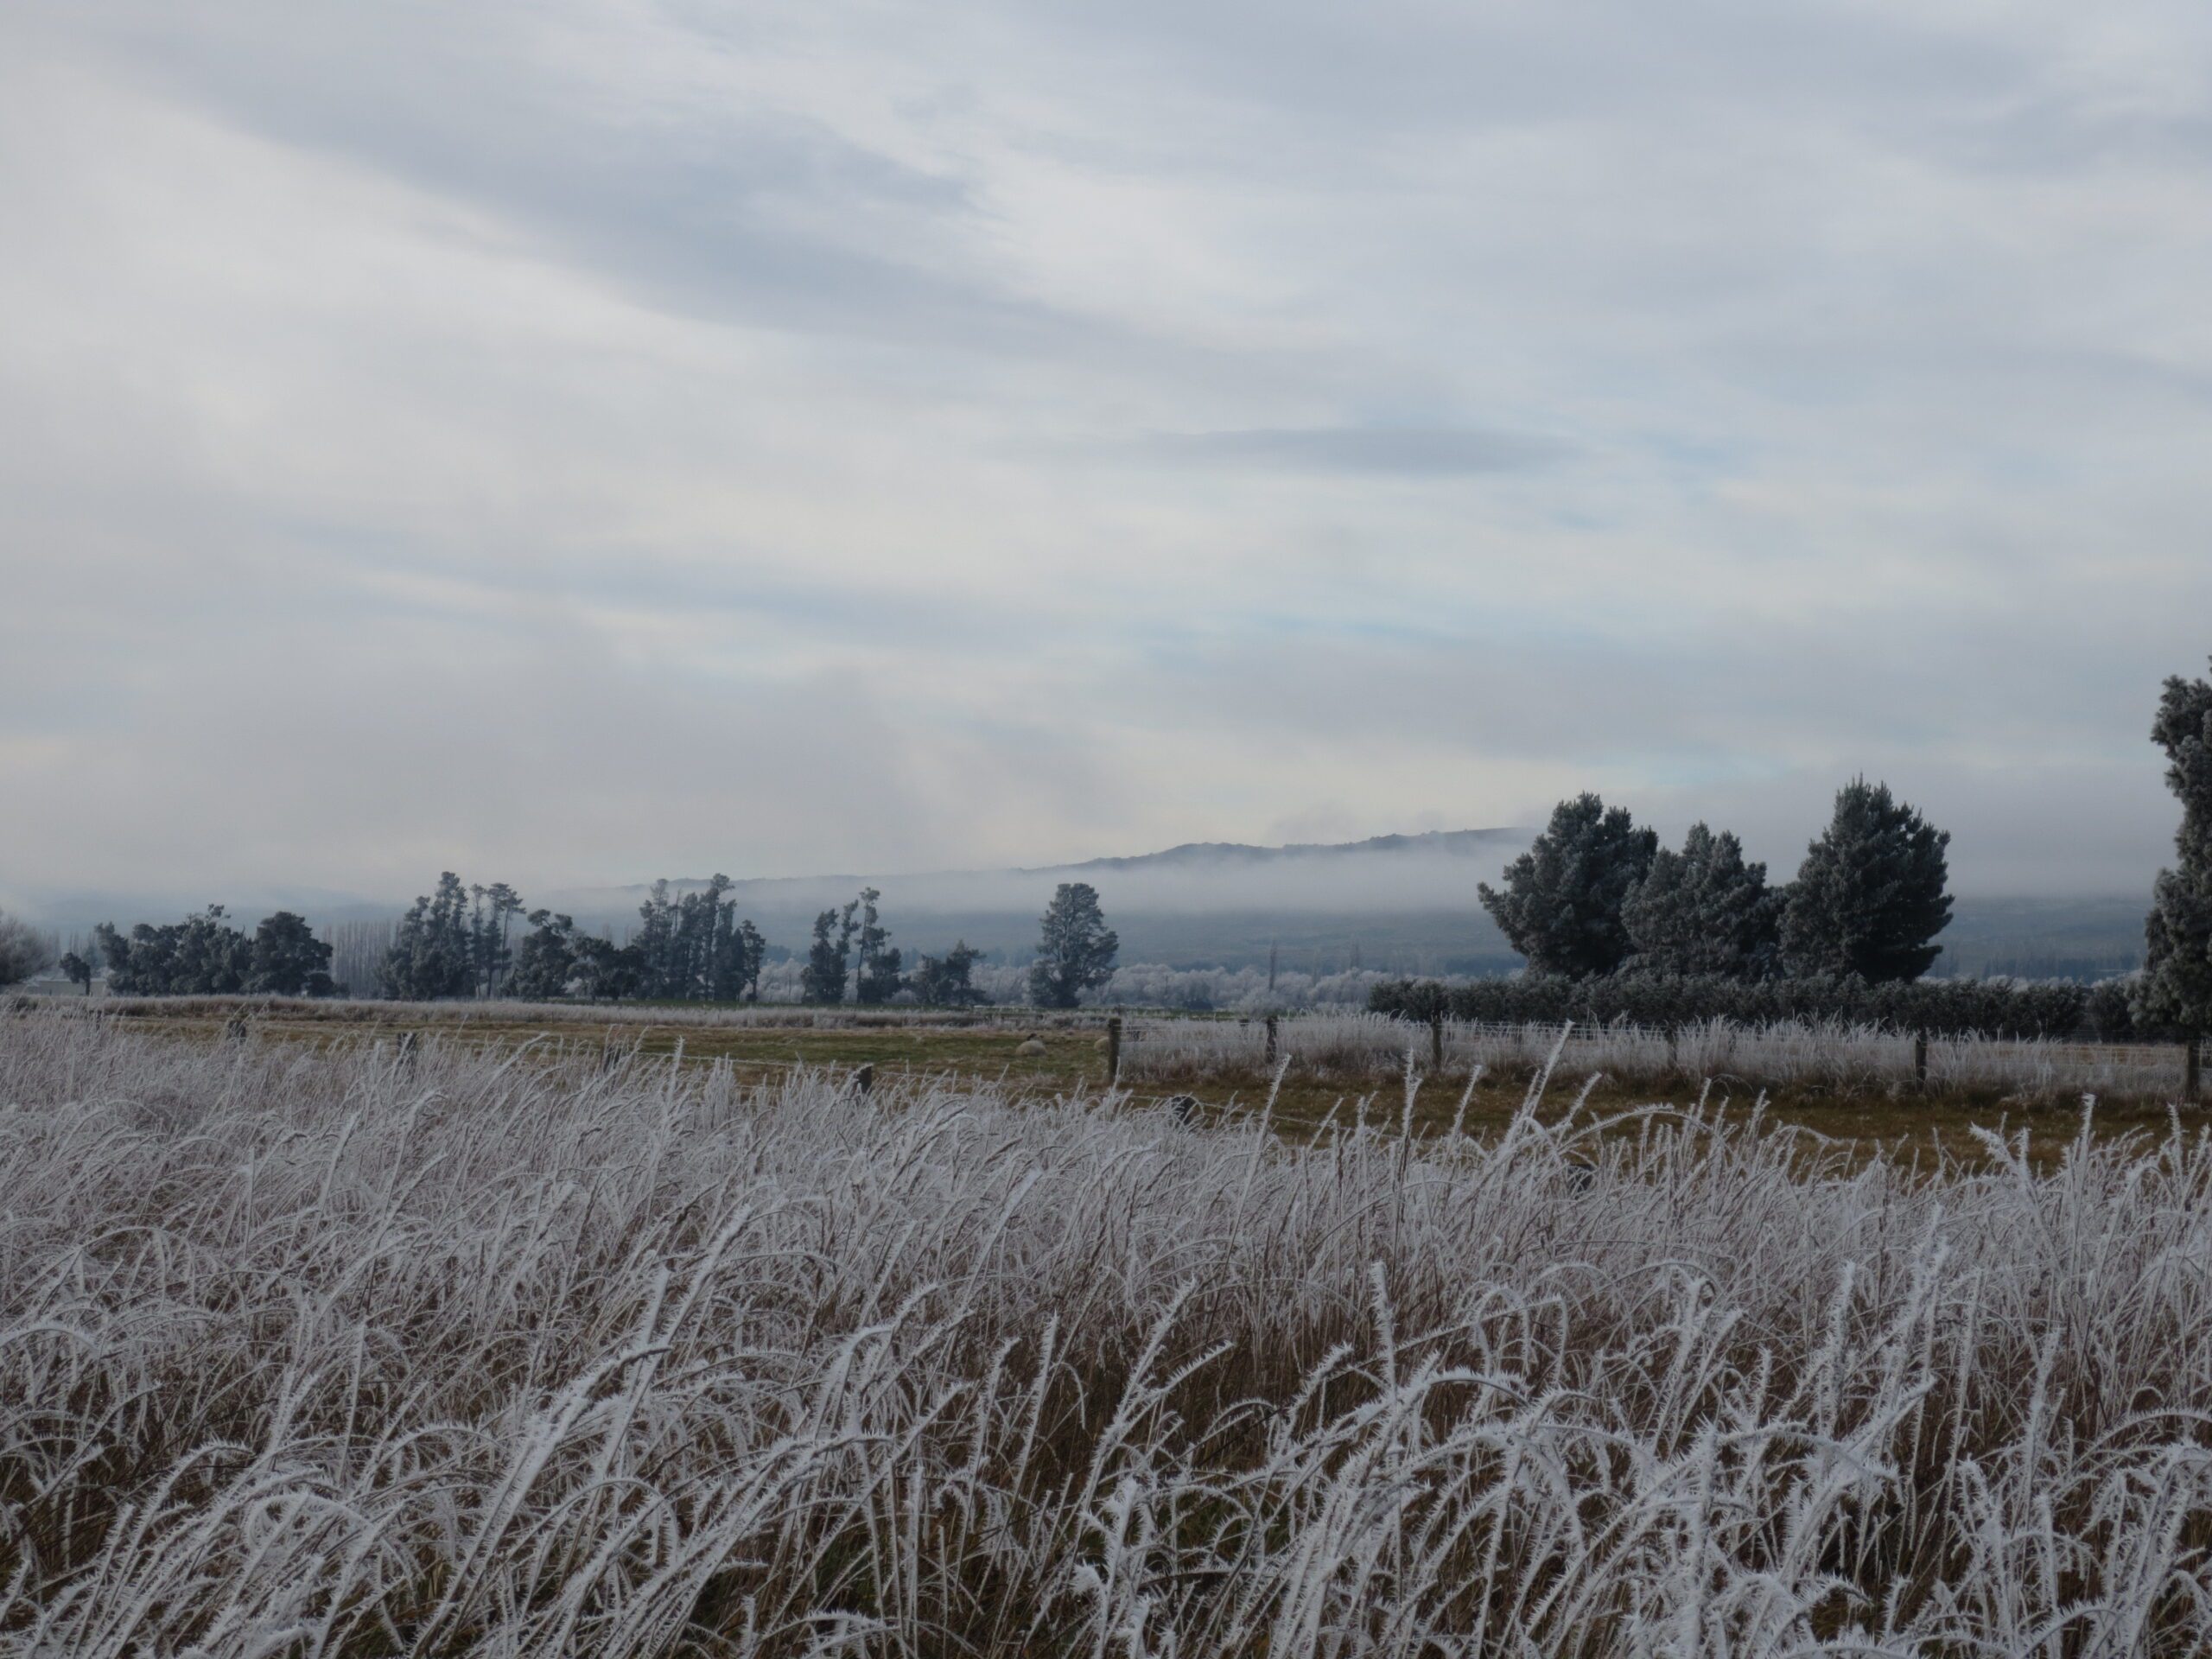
5;1013;2212;1655
55;995;2190;1105
76;992;1031;1030
1119;1009;2189;1103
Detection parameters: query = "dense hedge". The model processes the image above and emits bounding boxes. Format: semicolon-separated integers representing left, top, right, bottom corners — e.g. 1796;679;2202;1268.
1369;972;2161;1042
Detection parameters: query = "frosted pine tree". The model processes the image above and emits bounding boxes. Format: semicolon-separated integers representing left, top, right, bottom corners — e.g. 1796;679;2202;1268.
1478;794;1656;978
1622;823;1782;977
2139;662;2212;1036
1779;780;1951;982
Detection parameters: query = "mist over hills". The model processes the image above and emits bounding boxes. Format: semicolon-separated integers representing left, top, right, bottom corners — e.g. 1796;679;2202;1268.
16;828;2149;979
542;829;1532;976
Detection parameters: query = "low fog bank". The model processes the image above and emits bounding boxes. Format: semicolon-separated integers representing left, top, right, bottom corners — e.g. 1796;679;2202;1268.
9;829;2156;980
539;831;1531;975
550;830;1528;924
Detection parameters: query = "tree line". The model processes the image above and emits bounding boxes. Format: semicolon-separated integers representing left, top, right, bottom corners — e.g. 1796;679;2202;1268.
7;874;1123;1008
83;908;336;996
387;873;1118;1007
1370;969;2155;1042
1397;658;2212;1044
1478;777;1953;984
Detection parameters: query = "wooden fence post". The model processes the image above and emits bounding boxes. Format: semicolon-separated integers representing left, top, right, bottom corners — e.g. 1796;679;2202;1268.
1914;1033;1929;1091
1428;1012;1444;1071
1264;1014;1280;1071
1106;1016;1122;1086
2187;1034;2202;1104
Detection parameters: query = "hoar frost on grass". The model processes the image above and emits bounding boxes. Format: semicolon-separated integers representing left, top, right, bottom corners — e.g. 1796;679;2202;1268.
1117;1009;2188;1102
3;1013;2211;1656
51;994;2190;1103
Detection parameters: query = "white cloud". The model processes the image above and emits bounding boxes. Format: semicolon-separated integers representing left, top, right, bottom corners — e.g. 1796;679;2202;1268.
0;0;2205;907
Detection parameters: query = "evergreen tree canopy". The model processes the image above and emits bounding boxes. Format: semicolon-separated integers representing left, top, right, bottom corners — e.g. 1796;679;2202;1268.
380;874;474;1000
571;934;645;1002
376;873;763;1006
1622;823;1782;979
1029;883;1117;1008
509;911;581;1000
912;941;985;1007
1478;794;1657;978
802;902;858;1004
855;887;903;1005
248;911;336;996
631;876;765;1001
2139;661;2212;1034
1779;779;1951;982
468;883;524;998
97;907;256;995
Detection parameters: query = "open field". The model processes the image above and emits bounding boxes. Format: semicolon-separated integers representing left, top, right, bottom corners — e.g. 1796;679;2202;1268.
5;1010;2212;1653
25;994;2206;1165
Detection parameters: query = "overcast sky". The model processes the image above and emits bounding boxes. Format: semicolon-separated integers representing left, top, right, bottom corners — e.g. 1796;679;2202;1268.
3;0;2209;906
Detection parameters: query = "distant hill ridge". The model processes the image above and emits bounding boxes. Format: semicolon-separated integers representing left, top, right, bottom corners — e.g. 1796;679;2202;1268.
630;828;1525;894
1042;829;1522;874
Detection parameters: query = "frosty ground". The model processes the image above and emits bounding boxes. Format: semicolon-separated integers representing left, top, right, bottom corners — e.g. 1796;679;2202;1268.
4;1009;2212;1655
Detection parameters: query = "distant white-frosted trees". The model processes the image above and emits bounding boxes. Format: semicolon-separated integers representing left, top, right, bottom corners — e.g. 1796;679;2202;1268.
0;911;54;988
1622;823;1783;977
2139;661;2212;1036
1779;779;1952;982
1030;883;1118;1008
1478;794;1657;979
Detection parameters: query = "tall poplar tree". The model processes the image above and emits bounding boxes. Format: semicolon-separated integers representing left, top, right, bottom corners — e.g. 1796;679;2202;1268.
803;901;859;1004
854;887;903;1004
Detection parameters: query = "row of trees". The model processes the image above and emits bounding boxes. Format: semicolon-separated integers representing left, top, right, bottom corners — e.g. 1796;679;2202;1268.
375;871;1118;1008
378;874;774;1003
85;908;337;996
10;874;1119;1008
1479;779;1952;983
801;887;909;1004
801;880;1120;1007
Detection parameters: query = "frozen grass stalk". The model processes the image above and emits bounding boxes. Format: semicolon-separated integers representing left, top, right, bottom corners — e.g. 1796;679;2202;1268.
2;1011;2210;1654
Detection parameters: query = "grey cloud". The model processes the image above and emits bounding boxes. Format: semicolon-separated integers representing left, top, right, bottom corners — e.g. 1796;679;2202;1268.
38;3;1084;355
944;0;2036;146
1130;426;1570;478
3;0;2209;907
